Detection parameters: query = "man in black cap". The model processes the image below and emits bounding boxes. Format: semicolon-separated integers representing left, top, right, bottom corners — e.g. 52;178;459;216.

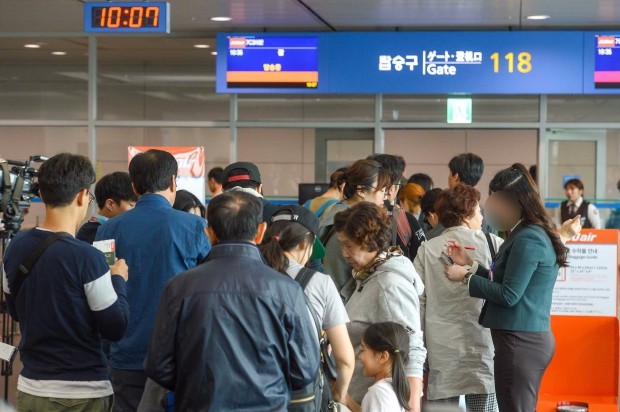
222;161;279;222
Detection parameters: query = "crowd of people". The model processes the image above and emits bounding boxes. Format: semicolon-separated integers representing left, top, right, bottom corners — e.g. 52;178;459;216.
1;149;585;412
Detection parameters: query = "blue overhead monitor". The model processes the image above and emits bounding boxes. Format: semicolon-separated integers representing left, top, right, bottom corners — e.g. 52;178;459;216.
594;34;620;88
220;35;325;92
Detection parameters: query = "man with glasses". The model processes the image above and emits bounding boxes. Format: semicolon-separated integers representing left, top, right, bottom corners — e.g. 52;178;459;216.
3;153;130;411
77;172;137;245
96;149;211;411
368;154;427;261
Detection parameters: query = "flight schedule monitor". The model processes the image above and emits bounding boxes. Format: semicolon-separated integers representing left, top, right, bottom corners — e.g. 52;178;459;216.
595;35;620;88
225;36;319;89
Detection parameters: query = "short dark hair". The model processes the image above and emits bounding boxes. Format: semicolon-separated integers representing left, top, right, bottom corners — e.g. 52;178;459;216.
222;168;260;191
333;202;391;252
173;189;206;218
207;191;263;242
368;154;406;185
420;188;443;216
408;173;434;193
435;184;481;228
448;153;484;187
128;149;178;195
563;178;584;192
38;153;96;208
208;167;224;184
94;172;137;209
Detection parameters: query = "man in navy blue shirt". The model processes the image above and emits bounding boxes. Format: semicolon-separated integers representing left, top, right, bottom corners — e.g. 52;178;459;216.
96;149;210;412
3;153;130;411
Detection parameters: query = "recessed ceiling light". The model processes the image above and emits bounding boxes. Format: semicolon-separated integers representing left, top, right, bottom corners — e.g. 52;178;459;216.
193;44;210;49
24;44;41;49
210;51;218;56
526;15;550;20
210;16;232;22
51;51;66;56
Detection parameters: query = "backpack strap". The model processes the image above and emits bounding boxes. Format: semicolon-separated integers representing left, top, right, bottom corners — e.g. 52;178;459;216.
390;207;399;247
296;267;317;292
295;268;323;339
313;199;339;218
484;232;496;262
13;232;71;297
319;225;337;248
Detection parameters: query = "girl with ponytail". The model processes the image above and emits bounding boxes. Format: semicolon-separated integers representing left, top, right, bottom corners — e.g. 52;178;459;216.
345;322;411;412
260;205;355;409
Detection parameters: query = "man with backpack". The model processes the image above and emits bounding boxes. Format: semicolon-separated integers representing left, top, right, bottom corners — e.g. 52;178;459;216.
368;154;427;261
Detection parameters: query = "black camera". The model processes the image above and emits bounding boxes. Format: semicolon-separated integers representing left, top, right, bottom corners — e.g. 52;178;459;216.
0;156;48;237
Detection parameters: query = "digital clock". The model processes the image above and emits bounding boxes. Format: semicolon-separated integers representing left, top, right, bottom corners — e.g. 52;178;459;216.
84;2;170;33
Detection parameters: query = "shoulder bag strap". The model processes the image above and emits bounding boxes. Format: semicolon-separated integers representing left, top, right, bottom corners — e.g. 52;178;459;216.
13;232;71;297
484;232;496;262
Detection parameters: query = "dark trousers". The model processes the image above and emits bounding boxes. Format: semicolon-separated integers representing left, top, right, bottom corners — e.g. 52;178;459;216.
491;330;555;412
111;368;148;412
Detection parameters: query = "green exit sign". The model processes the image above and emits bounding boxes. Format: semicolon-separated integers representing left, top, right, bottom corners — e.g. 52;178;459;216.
447;98;472;124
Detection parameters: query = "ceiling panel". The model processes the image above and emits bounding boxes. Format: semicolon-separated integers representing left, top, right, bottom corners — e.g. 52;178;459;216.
305;0;522;29
521;0;620;27
0;0;618;36
170;0;326;30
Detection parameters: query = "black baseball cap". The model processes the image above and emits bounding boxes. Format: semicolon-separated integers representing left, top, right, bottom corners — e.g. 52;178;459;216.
223;162;262;186
271;205;326;260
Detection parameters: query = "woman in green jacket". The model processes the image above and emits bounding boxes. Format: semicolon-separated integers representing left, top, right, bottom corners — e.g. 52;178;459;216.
443;163;569;412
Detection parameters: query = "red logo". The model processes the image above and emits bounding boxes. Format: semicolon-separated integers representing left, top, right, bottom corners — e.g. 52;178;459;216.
229;37;247;48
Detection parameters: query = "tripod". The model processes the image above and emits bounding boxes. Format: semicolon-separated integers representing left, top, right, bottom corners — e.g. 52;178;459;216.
0;230;16;401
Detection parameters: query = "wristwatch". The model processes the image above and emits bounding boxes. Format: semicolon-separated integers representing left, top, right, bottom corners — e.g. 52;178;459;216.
462;272;474;285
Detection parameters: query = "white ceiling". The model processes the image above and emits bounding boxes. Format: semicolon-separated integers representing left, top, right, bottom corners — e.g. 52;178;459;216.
0;0;618;65
0;0;619;34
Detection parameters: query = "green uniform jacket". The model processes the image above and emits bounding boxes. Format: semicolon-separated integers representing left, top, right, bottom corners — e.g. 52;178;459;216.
469;223;559;332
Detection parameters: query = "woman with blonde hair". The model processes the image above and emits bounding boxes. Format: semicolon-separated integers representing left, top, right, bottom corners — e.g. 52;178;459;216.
398;183;425;220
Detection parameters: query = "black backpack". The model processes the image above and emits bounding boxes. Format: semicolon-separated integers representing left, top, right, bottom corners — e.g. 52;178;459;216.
288;267;337;412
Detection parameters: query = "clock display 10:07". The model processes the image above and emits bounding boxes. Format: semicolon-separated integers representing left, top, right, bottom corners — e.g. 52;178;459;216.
92;6;160;29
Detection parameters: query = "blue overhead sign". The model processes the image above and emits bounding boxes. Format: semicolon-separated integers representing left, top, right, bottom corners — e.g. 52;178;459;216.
216;31;619;95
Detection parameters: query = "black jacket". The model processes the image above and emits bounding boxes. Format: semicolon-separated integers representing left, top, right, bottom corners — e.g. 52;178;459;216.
144;242;320;412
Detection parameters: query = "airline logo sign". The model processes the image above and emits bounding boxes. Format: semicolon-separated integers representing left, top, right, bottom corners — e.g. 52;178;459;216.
229;37;265;48
552;229;619;317
597;36;620;47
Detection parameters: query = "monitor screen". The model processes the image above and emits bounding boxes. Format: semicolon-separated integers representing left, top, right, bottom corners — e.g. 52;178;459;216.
594;35;620;88
298;183;329;206
225;36;319;89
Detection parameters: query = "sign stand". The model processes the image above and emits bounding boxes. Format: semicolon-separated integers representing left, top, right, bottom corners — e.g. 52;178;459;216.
538;229;619;412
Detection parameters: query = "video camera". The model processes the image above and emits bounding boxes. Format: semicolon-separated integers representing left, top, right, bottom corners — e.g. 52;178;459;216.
0;156;48;237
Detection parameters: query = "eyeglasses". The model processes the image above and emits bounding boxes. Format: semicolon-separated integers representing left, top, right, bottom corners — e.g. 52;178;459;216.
88;191;95;205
